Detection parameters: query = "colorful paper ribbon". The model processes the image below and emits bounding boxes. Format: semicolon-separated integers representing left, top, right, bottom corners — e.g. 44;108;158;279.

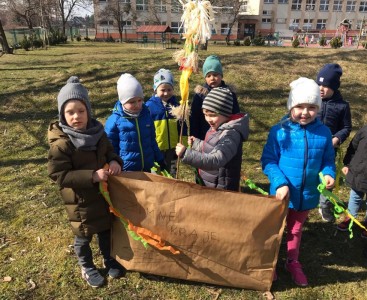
318;172;367;239
100;165;179;254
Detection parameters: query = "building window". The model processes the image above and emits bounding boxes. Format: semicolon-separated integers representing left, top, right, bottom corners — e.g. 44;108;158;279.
306;0;316;10
136;0;148;11
346;1;356;11
303;19;314;29
100;20;114;26
276;18;287;23
171;0;183;13
291;0;302;10
171;22;183;33
121;20;132;27
154;0;166;12
120;0;131;3
262;18;272;23
289;18;299;30
240;1;248;12
221;23;230;35
359;1;367;11
263;10;272;15
278;0;288;3
316;19;327;29
319;0;329;11
333;0;343;11
264;0;274;3
136;21;148;27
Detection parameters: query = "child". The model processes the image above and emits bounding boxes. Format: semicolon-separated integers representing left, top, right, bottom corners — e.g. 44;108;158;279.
47;76;126;288
261;77;336;287
316;63;352;222
175;87;249;191
190;55;240;140
104;73;166;172
336;125;367;237
146;69;182;177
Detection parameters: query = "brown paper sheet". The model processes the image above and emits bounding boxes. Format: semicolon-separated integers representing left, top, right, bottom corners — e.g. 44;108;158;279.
109;172;287;291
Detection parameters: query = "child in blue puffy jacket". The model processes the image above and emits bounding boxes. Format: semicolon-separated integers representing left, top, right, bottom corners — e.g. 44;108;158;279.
104;73;165;172
261;77;336;287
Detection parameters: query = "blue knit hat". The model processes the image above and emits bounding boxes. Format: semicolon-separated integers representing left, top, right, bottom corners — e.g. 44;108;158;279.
316;63;343;91
202;55;223;77
153;69;174;91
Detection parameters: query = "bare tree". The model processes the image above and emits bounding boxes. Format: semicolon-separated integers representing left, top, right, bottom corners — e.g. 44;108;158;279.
7;0;41;29
147;0;167;25
211;0;242;43
100;0;135;42
56;0;91;36
0;18;12;53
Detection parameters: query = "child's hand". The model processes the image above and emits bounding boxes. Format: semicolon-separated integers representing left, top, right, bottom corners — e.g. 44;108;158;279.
342;166;349;175
332;137;340;148
93;169;109;183
324;175;335;189
109;160;122;175
175;143;186;157
188;136;195;147
276;186;289;201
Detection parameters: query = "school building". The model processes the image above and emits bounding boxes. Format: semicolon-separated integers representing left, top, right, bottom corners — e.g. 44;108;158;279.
92;0;366;41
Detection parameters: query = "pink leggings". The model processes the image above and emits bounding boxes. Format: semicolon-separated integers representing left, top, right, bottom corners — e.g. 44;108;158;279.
286;209;309;261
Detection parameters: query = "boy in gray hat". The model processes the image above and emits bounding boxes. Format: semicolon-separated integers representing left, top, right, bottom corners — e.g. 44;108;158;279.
176;87;249;191
48;76;126;288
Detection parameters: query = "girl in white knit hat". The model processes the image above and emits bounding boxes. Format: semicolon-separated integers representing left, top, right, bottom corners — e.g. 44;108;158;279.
261;77;336;287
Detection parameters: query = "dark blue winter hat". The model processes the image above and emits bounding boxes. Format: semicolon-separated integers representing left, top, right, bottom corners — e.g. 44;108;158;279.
316;63;343;91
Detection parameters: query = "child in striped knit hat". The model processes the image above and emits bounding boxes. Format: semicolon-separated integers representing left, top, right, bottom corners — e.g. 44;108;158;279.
175;87;249;191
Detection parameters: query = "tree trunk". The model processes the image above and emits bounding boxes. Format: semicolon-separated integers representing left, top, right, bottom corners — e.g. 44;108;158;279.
0;19;12;54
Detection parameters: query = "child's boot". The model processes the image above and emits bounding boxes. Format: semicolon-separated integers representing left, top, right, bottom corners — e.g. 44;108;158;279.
81;267;105;288
104;258;126;279
285;259;308;287
74;235;105;288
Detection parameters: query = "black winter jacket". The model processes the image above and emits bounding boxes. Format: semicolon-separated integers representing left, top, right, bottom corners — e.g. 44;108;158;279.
343;125;367;193
317;90;352;145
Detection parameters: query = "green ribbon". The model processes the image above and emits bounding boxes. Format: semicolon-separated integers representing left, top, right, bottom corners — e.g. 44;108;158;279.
317;172;367;239
242;177;269;196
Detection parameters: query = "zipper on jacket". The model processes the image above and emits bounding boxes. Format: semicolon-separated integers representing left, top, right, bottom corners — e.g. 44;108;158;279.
300;127;308;210
165;108;171;148
135;118;144;170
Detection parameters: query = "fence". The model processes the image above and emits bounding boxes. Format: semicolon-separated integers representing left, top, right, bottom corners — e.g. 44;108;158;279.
3;27;96;47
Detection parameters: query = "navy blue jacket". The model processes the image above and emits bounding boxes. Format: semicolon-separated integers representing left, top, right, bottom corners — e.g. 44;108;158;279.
190;81;240;140
317;90;352;145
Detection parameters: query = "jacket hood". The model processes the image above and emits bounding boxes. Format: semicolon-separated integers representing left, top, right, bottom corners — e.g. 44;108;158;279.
48;122;68;146
219;113;250;141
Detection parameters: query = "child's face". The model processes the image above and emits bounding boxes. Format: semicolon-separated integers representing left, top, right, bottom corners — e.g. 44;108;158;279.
63;99;88;130
205;72;223;88
290;103;319;125
123;97;143;113
156;83;174;102
319;85;334;99
203;109;229;131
